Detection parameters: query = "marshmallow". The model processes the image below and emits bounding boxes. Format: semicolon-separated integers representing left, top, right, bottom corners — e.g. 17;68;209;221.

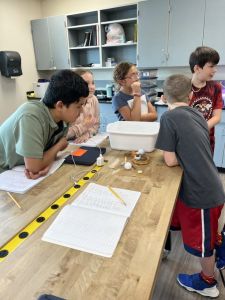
124;161;132;170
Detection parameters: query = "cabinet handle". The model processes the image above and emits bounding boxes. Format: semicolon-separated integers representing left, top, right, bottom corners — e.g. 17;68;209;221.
161;50;167;64
49;58;56;70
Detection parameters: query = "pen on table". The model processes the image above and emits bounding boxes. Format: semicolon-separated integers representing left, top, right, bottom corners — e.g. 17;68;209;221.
107;186;126;206
6;192;22;209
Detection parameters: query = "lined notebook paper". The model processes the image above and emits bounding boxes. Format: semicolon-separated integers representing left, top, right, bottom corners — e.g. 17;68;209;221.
71;182;140;217
0;159;64;194
42;183;141;257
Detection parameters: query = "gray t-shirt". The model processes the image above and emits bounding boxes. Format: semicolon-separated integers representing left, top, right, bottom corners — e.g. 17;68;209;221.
155;106;225;209
112;91;133;121
0;100;68;172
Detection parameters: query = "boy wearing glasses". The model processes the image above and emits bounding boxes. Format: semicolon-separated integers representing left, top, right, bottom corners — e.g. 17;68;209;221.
112;62;157;121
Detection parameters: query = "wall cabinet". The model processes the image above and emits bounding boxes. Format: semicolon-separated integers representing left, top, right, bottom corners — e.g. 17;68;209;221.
99;5;137;68
138;0;205;68
31;18;52;70
203;0;225;65
31;16;70;70
31;4;137;70
214;111;225;168
166;0;204;67
67;4;137;68
138;0;169;68
67;11;100;67
31;1;225;70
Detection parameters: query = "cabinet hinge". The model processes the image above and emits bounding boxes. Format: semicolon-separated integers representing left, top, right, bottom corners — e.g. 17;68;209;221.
166;52;170;61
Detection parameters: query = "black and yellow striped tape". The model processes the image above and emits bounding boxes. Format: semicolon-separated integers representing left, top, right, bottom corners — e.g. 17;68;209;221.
0;165;102;262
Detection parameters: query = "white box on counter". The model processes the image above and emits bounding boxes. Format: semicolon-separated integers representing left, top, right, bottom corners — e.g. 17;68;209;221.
106;121;160;152
33;82;49;98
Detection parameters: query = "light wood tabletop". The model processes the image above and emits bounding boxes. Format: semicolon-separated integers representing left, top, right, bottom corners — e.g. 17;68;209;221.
0;146;182;300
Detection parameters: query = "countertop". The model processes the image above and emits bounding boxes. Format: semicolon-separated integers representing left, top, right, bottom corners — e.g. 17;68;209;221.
98;99;112;103
0;145;182;300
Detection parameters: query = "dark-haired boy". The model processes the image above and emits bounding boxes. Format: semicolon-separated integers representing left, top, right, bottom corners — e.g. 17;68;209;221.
189;46;223;152
156;74;225;298
0;70;89;179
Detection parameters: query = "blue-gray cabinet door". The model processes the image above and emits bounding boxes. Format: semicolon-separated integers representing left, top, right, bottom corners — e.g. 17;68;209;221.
203;0;225;65
214;111;225;167
138;0;205;68
214;124;225;167
31;18;52;70
167;0;205;66
137;0;169;68
31;16;70;70
48;15;70;69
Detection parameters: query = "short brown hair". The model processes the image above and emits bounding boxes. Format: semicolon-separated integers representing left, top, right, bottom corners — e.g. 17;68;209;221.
113;62;135;83
189;46;220;73
163;74;191;104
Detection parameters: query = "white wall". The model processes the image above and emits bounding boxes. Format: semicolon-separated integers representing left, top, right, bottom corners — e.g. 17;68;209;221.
40;0;141;16
0;0;42;123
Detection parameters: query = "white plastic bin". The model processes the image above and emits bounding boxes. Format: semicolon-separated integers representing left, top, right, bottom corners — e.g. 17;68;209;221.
106;121;160;152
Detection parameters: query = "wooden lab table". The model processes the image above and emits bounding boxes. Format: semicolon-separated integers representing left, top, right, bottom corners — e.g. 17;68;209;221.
0;148;182;300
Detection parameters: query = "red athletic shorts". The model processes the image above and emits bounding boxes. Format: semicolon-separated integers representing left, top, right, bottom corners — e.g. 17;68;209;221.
170;198;224;257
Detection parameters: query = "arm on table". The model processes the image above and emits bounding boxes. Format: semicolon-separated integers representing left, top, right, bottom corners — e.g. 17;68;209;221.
24;137;68;179
141;101;157;121
163;151;179;167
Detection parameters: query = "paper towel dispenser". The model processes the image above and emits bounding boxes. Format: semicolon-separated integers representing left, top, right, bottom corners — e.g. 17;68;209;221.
0;51;22;78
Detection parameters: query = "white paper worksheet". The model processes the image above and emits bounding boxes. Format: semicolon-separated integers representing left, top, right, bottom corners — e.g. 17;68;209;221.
42;183;141;257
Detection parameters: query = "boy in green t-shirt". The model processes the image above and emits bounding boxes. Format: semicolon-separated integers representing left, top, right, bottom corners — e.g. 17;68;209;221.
0;69;88;179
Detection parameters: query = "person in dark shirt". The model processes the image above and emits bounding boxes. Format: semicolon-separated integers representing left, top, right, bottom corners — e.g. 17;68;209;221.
156;74;225;298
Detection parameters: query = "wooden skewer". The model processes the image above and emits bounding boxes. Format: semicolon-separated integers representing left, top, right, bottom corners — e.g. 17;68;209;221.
107;186;127;206
7;192;22;209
